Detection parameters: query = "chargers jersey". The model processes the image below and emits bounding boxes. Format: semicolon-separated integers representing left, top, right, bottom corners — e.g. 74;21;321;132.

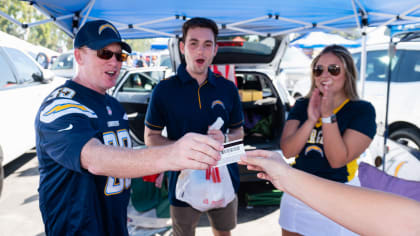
35;80;131;235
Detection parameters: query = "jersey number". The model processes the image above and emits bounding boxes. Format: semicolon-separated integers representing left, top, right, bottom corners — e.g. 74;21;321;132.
103;129;132;196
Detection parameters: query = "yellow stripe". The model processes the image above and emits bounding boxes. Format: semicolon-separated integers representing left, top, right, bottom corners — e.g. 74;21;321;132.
346;158;358;182
145;120;163;129
45;104;89;115
197;80;208;109
315;99;350;128
230;119;244;127
394;161;408;176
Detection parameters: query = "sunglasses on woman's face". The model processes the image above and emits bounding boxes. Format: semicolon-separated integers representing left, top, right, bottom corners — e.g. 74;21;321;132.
313;64;341;77
97;48;128;62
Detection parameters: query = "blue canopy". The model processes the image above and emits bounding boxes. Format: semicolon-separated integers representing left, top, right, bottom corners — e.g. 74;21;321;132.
16;0;420;39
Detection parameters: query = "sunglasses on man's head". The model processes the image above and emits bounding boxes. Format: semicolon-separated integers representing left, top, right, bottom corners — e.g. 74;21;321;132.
97;48;128;62
313;64;341;77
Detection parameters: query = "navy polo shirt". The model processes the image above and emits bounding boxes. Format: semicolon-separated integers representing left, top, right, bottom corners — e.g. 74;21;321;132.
145;63;244;207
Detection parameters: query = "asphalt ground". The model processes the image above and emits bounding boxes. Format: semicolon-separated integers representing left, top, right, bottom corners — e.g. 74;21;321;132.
0;150;282;236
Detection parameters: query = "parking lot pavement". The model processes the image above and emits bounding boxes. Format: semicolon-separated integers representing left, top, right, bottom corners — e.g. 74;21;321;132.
0;150;44;236
0;151;282;236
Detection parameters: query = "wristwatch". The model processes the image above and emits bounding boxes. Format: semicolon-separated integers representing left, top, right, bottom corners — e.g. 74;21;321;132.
321;114;337;124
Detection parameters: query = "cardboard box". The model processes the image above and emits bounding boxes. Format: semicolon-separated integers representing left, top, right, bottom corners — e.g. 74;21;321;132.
238;89;262;102
252;90;263;101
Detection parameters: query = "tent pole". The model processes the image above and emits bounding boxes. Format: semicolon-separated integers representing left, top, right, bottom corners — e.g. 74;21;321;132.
359;27;367;98
80;0;96;27
0;10;23;27
382;32;396;172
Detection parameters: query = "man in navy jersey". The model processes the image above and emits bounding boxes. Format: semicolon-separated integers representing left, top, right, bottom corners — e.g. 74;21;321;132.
35;20;222;236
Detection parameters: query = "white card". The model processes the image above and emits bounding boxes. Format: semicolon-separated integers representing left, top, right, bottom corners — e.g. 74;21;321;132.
216;139;245;167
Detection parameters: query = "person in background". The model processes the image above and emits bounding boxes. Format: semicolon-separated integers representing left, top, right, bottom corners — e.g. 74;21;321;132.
279;44;377;235
136;54;147;67
144;17;244;236
35;19;222;236
240;150;420;236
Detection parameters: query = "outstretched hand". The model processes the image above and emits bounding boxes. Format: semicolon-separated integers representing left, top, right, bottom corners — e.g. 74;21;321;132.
239;150;291;191
166;132;223;171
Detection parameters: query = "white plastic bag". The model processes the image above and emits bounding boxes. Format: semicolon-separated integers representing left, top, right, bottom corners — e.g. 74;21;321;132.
175;166;235;212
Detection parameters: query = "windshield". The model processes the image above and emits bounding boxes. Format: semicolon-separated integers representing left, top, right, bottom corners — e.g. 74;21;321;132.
51;52;74;70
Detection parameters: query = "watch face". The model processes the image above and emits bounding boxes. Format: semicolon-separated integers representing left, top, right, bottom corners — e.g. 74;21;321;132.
322;114;337;124
331;114;337;123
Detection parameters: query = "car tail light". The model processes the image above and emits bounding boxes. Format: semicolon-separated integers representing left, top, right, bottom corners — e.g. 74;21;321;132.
217;41;244;47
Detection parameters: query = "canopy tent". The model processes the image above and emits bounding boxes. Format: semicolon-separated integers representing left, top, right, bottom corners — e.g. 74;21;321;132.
0;0;418;39
290;31;360;48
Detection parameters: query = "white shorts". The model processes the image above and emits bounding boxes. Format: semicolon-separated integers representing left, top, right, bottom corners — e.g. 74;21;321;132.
279;177;360;236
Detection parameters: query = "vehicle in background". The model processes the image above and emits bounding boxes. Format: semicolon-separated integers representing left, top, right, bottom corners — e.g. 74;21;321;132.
110;66;170;146
290;75;311;99
50;50;76;78
351;40;420;151
276;46;311;97
0;41;66;194
361;135;420;181
0;31;59;69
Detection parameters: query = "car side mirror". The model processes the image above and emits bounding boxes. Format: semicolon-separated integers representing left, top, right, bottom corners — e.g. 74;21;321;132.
42;69;55;81
32;73;44;82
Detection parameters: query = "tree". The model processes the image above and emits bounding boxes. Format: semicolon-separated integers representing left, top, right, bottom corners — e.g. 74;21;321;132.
126;39;153;53
0;0;72;52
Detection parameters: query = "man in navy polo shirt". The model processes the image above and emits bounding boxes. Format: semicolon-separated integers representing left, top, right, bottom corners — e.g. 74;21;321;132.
35;19;222;236
145;17;244;236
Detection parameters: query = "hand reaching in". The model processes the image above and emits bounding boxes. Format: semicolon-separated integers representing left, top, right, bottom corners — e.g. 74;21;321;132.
239;150;291;191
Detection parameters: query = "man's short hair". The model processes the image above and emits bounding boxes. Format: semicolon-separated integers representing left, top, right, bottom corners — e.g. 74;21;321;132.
182;17;219;43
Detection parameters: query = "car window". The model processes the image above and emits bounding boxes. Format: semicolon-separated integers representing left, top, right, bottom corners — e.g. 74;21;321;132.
3;47;42;83
0;53;17;89
51;53;74;70
143;71;165;81
121;72;157;92
353;50;400;82
160;54;172;69
396;50;420;82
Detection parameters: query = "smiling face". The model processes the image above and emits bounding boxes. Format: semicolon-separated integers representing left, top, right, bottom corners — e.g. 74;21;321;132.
180;27;218;82
74;43;122;94
313;52;347;97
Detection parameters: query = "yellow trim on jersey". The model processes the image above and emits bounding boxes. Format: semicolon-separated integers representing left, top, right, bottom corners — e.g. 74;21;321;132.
230;119;244;127
145;120;163;129
315;98;350;128
197;80;208;109
346;158;358;181
45;103;90;115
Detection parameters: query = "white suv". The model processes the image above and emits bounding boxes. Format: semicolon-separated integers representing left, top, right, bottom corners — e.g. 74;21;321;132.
352;40;420;151
0;41;66;195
